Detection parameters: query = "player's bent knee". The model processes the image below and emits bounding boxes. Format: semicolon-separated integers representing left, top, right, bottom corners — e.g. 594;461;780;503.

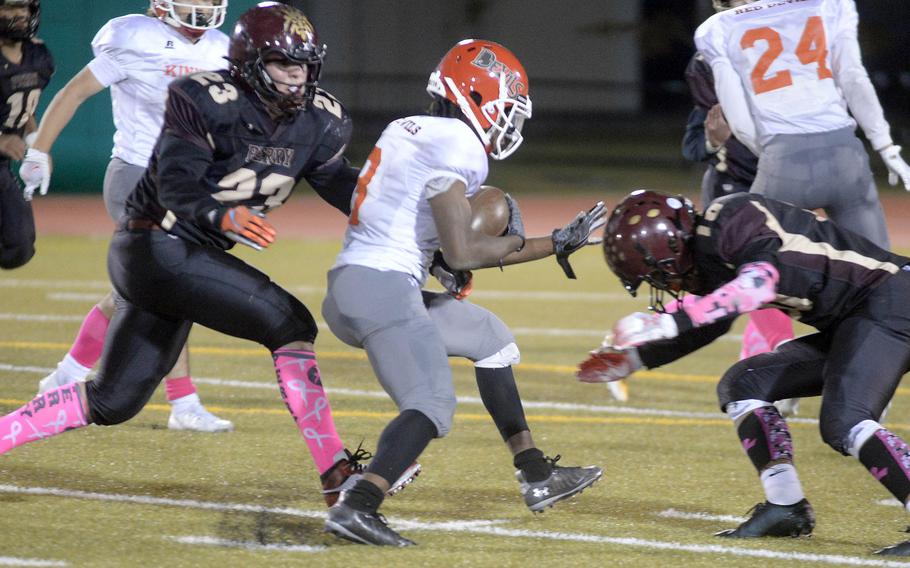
87;397;146;426
0;245;35;270
716;361;762;410
475;342;520;369
819;414;852;455
266;307;319;350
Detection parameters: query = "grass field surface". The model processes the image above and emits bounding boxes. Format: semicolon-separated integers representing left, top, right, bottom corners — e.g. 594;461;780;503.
2;204;910;566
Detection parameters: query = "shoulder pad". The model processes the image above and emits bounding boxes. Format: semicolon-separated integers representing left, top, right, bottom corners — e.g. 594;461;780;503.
311;88;350;124
310;87;353;147
91;15;156;55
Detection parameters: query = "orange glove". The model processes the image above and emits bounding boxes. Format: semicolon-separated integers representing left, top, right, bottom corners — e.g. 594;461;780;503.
220;206;276;249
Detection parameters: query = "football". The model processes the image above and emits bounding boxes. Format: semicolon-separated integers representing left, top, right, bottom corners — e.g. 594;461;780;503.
468;185;510;237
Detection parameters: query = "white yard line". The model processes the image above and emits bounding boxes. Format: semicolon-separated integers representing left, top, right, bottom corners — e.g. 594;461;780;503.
657;508;747;523
165;536;325;553
0;484;905;566
0;558;66;567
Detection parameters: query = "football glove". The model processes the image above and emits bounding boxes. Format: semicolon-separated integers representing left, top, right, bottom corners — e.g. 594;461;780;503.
551;201;607;279
430;250;473;300
19;147;50;201
613;311;678;348
503;192;526;250
879;145;910;190
577;345;642;384
220;206;276;250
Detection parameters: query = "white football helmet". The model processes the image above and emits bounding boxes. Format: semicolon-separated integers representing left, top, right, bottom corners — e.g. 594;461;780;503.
152;0;227;31
712;0;756;11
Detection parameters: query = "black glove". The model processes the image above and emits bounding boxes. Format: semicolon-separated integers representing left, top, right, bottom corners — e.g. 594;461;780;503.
503;193;526;251
551;201;607;279
430;250;474;300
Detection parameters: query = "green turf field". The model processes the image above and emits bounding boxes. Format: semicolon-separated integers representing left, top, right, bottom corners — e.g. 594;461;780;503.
2;234;910;567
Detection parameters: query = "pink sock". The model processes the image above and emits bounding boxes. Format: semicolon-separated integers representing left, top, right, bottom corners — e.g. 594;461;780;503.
165;376;197;402
0;384;88;455
70;306;111;368
273;349;345;475
740;309;794;359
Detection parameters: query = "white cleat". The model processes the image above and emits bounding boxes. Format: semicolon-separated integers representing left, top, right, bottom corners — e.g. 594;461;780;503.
168;402;234;433
37;369;81;395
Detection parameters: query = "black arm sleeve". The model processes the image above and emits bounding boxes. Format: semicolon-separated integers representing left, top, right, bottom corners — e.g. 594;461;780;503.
155;86;223;228
637;316;735;369
303;156;359;216
682;106;710;164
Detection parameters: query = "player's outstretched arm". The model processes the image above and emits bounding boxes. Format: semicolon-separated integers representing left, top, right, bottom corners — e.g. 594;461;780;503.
498;201;606;276
20;67;105;199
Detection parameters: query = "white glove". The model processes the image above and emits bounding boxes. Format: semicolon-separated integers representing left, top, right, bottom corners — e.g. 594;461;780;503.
879;145;910;190
19;147;50;201
612;311;678;348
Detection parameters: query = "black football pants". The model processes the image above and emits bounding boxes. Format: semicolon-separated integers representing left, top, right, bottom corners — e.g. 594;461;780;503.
0;166;35;269
86;227;318;425
717;268;910;454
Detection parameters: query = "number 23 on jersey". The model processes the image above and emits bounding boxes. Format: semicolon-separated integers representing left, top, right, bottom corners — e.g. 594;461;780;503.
741;16;833;95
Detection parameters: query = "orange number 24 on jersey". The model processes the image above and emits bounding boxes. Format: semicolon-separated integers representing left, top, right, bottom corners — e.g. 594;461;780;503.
740;16;834;95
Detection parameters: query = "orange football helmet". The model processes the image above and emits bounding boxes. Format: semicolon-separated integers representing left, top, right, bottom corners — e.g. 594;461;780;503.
426;39;532;160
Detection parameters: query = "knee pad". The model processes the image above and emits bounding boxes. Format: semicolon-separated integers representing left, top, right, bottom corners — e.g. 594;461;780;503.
475;342;521;369
846;419;884;458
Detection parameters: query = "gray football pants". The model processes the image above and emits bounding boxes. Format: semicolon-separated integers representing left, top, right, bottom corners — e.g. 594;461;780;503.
750;126;889;249
322;265;517;437
102;157;144;223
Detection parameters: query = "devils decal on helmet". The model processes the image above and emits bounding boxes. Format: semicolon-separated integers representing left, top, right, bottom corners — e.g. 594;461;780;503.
602;190;697;306
426;39;532;160
228;2;326;118
0;0;39;40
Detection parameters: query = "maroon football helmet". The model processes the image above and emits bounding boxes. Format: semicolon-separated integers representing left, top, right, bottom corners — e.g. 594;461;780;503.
602;190;696;301
228;2;325;117
0;0;39;40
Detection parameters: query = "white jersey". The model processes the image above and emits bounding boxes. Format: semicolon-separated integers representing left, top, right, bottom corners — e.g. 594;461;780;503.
695;0;891;152
333;115;489;285
87;15;229;168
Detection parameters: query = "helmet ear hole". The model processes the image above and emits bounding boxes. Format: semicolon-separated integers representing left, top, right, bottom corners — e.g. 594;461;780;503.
469;92;483;106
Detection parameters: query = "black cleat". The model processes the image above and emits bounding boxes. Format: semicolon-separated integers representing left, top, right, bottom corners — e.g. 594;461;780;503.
324;498;415;547
715;499;815;538
516;455;603;513
874;539;910;556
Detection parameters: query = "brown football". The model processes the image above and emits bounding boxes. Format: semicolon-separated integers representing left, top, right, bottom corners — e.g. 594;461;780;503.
468;185;509;236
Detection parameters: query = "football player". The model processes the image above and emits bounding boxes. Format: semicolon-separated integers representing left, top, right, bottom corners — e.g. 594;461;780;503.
681;0;795;413
0;2;418;508
0;0;52;269
321;39;605;546
580;189;910;556
695;0;910;248
18;0;234;432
